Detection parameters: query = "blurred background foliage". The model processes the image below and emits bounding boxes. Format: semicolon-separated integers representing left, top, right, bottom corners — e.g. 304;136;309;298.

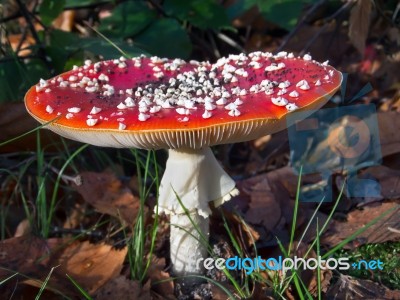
0;0;399;104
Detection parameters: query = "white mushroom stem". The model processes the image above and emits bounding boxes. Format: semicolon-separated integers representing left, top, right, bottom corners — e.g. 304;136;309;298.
170;212;209;278
158;147;239;279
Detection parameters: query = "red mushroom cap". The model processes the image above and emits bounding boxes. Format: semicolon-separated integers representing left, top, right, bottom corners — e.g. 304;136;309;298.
25;52;342;149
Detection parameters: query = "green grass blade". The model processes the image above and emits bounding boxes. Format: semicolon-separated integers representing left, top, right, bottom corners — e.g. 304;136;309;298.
280;182;345;294
83;21;131;59
47;144;89;236
142;150;160;281
322;205;399;258
289;166;302;256
35;266;58;300
0;272;18;285
0;117;61;148
316;218;321;300
173;194;246;298
221;211;242;256
296;195;325;250
66;274;92;300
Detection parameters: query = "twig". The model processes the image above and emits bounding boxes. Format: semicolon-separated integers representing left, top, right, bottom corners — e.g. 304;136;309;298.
300;1;353;55
47;165;82;186
0;0;112;24
207;30;221;59
0;4;6;56
394;2;400;23
278;0;327;52
189;31;218;60
216;31;245;53
0;11;21;24
51;226;104;237
0;54;40;63
388;227;400;234
15;26;29;55
374;0;400;28
15;0;41;46
30;8;48;31
147;0;168;18
300;23;330;56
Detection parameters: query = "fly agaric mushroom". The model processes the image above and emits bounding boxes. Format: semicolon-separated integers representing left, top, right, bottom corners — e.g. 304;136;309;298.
25;52;342;284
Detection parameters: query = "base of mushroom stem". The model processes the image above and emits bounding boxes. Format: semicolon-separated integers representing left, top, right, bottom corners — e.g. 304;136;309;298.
170;210;209;284
174;278;211;298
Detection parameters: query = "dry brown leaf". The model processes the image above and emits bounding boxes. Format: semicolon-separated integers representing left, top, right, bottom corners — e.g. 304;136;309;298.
52;10;75;31
50;241;128;295
307;266;332;296
326;274;400;299
349;0;372;56
361;166;400;200
212;200;260;253
0;237;127;297
263;167;301;199
322;201;400;249
0;235;51;278
378;111;400;158
298;211;329;245
224;212;260;247
63;203;86;229
242;175;282;231
393;96;400;112
210;281;245;300
94;276;148;300
14;219;31;237
370;58;400;96
0;103;67;152
0;235;61;298
245;131;289;176
73;171;141;224
238;167;325;246
249;284;276;300
8;34;35;56
285;23;350;63
6;283;62;300
287;242;333;297
232;5;266;30
147;256;175;299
